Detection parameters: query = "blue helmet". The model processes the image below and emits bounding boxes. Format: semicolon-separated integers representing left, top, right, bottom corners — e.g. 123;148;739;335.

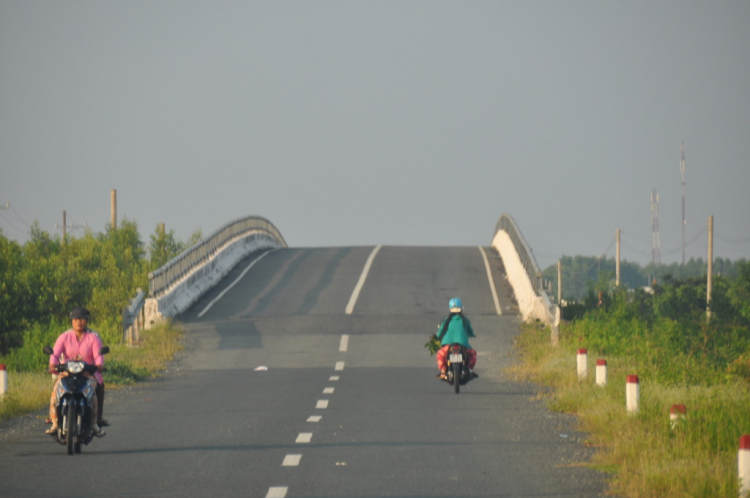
449;297;463;312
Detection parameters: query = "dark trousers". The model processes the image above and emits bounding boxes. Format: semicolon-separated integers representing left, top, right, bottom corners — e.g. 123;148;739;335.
95;382;105;422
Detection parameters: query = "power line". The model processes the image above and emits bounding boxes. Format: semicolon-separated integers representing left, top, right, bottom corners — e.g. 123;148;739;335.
0;209;27;237
8;205;31;227
620;230;654;256
621;229;652;244
714;230;750;245
620;238;651;257
659;226;707;257
600;236;616;258
0;202;34;238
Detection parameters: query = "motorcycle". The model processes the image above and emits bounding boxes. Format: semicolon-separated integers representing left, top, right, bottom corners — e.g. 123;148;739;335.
43;345;109;455
444;343;473;394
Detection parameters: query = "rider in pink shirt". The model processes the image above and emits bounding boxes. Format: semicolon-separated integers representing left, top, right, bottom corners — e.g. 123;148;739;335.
46;307;106;435
49;329;104;384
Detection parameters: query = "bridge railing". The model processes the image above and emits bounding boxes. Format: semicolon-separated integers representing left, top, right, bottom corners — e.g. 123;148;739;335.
495;213;543;294
148;215;287;298
494;213;559;343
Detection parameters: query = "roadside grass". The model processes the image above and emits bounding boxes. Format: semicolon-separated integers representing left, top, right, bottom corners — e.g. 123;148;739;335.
0;321;183;421
0;371;55;420
104;321;184;384
509;322;750;498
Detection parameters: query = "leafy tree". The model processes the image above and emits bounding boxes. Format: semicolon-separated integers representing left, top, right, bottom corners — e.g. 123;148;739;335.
727;261;750;322
652;277;706;322
84;219;149;337
0;219;203;368
20;223;64;322
0;230;27;353
148;224;183;270
185;228;203;248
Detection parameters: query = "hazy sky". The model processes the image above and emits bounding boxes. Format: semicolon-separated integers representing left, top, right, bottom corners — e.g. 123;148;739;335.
2;1;749;269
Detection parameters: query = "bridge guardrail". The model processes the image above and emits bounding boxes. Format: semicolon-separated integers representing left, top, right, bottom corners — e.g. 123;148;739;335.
495;214;543;294
148;216;286;298
493;213;560;343
144;215;287;327
122;289;145;345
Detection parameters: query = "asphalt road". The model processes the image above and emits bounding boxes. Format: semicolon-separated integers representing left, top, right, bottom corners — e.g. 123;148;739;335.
0;246;606;498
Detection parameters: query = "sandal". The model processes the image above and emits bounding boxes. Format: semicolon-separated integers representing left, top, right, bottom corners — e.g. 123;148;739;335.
98;419;110;427
45;426;58;434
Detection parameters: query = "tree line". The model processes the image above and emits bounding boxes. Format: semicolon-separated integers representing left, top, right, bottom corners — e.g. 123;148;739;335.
0;220;201;356
543;255;747;302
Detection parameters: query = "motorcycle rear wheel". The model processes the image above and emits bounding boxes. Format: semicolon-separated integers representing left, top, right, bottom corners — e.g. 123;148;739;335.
66;403;76;455
453;363;461;394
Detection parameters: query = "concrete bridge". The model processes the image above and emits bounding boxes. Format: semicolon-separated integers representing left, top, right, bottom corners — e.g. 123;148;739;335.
133;213;559;338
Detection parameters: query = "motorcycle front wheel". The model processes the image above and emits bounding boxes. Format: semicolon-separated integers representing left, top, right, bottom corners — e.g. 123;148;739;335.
66;402;76;455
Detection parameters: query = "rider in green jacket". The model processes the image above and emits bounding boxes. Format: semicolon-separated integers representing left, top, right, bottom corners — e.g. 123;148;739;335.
436;297;477;379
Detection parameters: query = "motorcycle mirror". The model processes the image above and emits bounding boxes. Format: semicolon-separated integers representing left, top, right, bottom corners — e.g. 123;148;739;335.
99;346;110;355
43;346;54;355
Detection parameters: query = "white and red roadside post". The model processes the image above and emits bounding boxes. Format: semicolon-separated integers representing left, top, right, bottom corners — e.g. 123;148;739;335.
669;404;686;430
595;359;607;386
740;435;750;497
626;375;639;414
0;364;6;396
577;349;588;380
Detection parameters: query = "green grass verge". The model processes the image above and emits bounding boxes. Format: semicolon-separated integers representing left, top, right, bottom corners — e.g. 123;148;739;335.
510;322;750;498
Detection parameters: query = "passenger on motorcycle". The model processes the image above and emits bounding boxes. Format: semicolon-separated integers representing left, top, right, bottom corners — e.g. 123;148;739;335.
436;298;478;380
46;307;106;435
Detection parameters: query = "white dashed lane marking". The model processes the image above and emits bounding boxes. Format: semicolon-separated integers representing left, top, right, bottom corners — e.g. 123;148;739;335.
339;334;349;352
270;329;347;496
266;487;288;498
282;454;302;466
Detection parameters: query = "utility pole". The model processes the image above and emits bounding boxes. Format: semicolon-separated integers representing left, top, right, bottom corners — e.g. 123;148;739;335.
680;142;687;265
616;228;621;287
55;211;86;243
651;190;661;265
0;203;9;224
111;189;117;229
557;260;562;305
707;215;713;322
